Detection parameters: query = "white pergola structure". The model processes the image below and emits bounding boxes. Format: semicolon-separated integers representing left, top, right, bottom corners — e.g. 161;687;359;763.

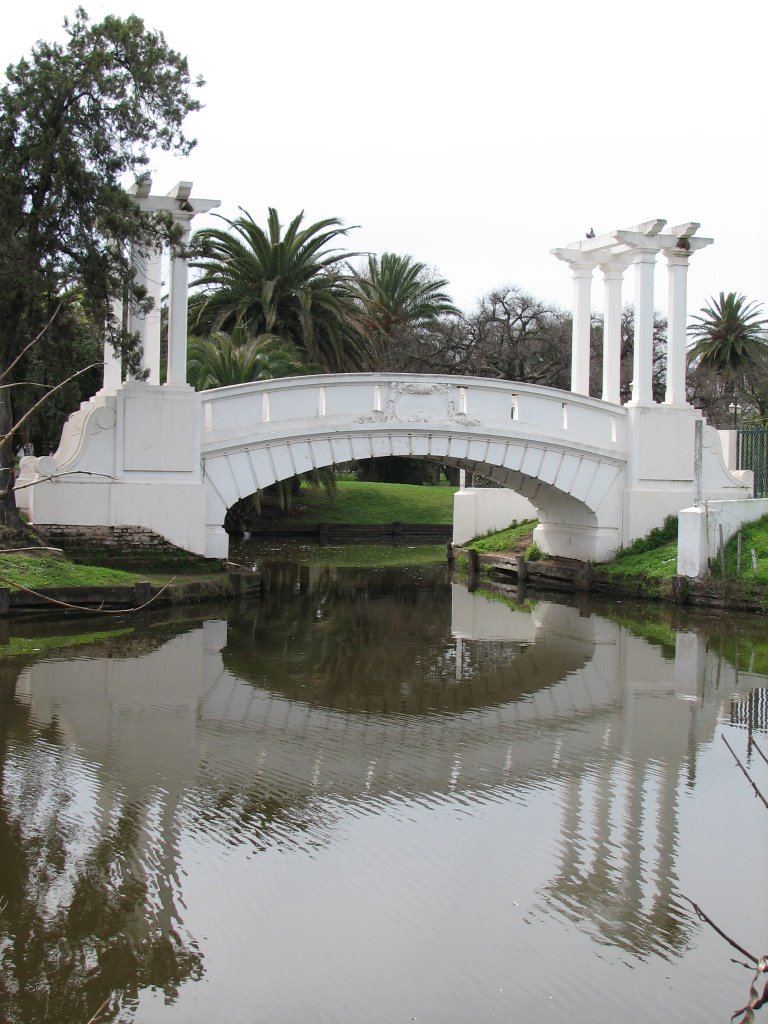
552;220;713;406
103;179;220;389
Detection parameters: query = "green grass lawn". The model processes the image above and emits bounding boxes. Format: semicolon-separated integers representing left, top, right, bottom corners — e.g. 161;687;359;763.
0;554;143;590
293;480;457;525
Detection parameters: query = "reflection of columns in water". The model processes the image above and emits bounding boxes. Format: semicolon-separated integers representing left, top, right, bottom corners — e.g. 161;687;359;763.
651;761;680;914
560;776;587;883
619;756;645;912
590;755;616;883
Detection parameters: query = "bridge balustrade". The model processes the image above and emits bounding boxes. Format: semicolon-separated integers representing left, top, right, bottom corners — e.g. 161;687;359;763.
198;374;627;457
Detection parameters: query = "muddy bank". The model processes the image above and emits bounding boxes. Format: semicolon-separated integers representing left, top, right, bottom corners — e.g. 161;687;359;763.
0;569;265;619
453;548;768;614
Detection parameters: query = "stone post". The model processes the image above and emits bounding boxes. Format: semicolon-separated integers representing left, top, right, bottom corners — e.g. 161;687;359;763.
571;260;595;396
599;260;627;405
664;248;690;405
166;217;192;387
629;250;657;405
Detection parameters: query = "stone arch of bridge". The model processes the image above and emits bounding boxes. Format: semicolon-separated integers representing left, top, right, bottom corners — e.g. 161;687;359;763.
200;425;623;545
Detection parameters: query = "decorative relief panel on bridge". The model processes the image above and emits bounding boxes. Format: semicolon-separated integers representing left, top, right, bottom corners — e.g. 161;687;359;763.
357;382;480;426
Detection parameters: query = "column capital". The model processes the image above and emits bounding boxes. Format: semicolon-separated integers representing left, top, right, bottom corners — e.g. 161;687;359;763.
631;247;658;265
662;246;691;266
552;249;597;274
170;211;195;231
598;254;633;277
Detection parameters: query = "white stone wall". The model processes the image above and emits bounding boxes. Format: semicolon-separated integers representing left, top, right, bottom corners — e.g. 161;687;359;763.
677;498;768;577
452;489;538;546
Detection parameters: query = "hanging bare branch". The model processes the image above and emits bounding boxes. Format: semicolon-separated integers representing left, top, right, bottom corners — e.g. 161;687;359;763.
0;301;62;385
722;735;768;811
680;895;758;965
750;737;768;771
0;361;102;496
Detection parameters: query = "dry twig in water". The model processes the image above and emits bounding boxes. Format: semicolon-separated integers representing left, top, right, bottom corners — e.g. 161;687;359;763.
722;735;768;811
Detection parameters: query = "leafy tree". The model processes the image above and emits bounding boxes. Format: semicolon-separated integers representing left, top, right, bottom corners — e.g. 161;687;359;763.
0;8;203;524
189;209;365;372
187;329;309;390
0;290;103;459
351;253;458;368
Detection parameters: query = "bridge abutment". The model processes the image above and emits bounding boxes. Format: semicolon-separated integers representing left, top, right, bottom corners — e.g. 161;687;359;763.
27;382;212;557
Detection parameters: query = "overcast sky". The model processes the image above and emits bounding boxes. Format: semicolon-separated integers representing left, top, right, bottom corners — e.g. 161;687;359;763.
4;0;767;323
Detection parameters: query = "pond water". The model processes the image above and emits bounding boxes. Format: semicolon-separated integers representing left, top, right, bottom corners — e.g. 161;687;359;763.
0;545;766;1024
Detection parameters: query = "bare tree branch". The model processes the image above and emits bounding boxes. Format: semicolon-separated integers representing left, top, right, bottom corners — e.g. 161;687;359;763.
0;301;62;385
722;734;768;811
750;737;768;770
680;894;758;965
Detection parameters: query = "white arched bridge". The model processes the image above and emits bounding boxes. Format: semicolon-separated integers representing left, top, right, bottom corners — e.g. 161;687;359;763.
20;207;750;562
24;371;747;562
201;374;625;559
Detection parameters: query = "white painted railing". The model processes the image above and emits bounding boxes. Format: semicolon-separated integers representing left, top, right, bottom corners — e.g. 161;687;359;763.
197;374;627;457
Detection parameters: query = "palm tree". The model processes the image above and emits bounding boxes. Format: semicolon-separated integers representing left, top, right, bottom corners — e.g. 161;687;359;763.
351;252;458;366
688;292;768;372
688;292;768;426
187;330;308;390
189;209;365;372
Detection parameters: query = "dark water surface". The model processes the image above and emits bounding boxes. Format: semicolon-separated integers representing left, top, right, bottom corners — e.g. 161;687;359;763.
1;545;766;1023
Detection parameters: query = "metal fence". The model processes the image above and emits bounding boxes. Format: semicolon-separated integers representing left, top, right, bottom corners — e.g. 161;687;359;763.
464;472;504;489
737;427;768;497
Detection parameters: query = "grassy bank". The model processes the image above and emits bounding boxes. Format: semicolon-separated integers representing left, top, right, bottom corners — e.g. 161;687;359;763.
463;515;681;580
460;513;768;611
0;553;227;592
466;520;537;555
0;553;144;590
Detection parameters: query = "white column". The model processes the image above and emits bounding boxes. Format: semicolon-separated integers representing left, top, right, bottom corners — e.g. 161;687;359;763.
130;245;163;384
166;218;192;387
664;248;690;405
629;250;656;405
571;260;594;396
599;261;626;404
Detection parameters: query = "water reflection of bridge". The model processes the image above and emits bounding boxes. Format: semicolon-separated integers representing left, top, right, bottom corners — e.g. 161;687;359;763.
13;588;763;969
